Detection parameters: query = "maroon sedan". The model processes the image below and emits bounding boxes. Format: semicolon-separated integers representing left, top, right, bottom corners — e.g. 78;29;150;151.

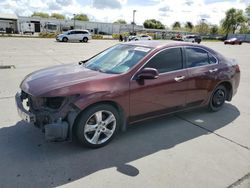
16;41;240;148
224;38;242;45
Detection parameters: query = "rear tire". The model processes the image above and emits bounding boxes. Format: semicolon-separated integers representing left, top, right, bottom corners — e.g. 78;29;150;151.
208;85;227;112
83;37;88;43
74;104;120;148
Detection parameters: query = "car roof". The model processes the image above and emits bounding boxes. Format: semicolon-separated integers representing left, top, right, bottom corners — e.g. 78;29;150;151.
68;29;89;32
124;40;205;49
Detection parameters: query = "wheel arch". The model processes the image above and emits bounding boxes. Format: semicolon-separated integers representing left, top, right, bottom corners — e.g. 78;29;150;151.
62;36;68;41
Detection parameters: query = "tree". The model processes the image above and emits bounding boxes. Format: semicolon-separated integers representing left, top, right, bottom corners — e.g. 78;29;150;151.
143;19;165;29
246;5;250;18
239;23;250;34
50;13;65;20
31;12;49;18
73;14;89;21
210;25;219;35
221;8;246;34
185;21;193;31
193;21;209;34
172;21;181;30
113;19;127;24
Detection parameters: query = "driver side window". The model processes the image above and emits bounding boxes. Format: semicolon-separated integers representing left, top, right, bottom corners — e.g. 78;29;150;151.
144;48;183;73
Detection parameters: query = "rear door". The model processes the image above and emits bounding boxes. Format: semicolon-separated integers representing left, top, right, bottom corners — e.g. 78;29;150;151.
82;31;89;39
184;47;219;107
129;47;188;121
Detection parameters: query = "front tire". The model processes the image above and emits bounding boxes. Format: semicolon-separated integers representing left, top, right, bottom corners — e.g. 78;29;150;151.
62;37;68;42
74;104;120;148
208;85;227;112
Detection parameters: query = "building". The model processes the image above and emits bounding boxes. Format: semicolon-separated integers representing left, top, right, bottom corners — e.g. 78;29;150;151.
0;13;18;33
18;16;144;34
0;13;144;34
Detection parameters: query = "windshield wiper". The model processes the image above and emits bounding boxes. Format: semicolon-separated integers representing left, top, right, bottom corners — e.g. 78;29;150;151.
78;59;88;65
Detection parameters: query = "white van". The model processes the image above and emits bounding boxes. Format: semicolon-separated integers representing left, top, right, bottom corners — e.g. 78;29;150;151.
56;29;92;43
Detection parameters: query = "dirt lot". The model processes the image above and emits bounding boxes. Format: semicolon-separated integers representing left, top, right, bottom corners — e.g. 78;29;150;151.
0;38;249;188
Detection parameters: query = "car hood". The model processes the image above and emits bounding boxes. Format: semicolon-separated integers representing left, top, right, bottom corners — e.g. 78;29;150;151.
20;63;114;97
57;34;65;37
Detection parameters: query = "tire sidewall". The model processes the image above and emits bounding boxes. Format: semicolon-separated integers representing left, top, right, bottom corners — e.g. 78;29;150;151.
209;85;227;112
83;37;88;43
75;104;120;148
63;37;68;42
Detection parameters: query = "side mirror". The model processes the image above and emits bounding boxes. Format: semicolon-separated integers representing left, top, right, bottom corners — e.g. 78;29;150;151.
136;68;159;80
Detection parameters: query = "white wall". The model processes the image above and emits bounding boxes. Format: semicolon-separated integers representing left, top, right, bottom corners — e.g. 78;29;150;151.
18;16;143;34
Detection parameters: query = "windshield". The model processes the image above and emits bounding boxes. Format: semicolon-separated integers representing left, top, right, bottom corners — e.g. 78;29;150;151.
84;44;152;74
63;31;69;35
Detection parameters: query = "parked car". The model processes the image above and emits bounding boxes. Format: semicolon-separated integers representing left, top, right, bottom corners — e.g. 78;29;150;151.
128;34;152;41
183;35;201;44
0;28;6;34
128;35;138;41
171;34;183;41
139;34;152;40
56;29;92;42
224;38;242;45
16;41;240;148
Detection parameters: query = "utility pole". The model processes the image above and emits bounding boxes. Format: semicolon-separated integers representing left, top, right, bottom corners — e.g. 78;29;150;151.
201;18;206;34
132;10;136;35
73;14;76;29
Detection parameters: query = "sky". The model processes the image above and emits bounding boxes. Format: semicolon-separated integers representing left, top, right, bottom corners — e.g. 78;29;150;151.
0;0;249;27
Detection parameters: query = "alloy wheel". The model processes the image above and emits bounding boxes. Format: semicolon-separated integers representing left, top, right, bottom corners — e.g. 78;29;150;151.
84;110;116;145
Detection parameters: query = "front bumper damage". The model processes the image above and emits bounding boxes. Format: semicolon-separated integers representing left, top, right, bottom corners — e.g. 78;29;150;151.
15;91;79;141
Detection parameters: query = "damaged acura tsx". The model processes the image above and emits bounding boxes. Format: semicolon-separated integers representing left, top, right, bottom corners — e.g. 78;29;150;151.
16;41;240;148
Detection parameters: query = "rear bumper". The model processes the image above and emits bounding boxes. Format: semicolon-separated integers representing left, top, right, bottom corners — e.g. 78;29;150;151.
15;92;36;123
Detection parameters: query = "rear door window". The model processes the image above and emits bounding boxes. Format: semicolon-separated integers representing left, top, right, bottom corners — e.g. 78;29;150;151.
185;47;210;68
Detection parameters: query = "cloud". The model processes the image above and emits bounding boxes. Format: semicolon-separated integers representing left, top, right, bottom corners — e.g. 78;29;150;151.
184;0;194;6
158;6;172;12
48;1;62;10
56;0;73;6
0;0;248;27
92;0;122;9
199;14;211;19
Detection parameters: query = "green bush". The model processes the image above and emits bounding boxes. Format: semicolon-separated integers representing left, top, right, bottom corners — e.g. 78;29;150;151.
92;34;103;39
39;32;58;38
112;33;120;39
112;33;129;39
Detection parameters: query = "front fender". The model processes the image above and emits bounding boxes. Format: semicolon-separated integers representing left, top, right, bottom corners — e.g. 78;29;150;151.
73;91;111;110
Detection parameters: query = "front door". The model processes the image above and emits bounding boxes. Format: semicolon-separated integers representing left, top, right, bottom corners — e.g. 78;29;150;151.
129;47;188;122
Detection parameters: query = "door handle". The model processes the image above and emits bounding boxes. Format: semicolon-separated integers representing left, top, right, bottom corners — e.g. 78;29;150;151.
174;76;185;82
209;68;218;73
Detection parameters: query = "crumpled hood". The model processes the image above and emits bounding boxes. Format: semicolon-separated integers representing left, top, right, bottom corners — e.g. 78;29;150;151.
20;63;113;97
